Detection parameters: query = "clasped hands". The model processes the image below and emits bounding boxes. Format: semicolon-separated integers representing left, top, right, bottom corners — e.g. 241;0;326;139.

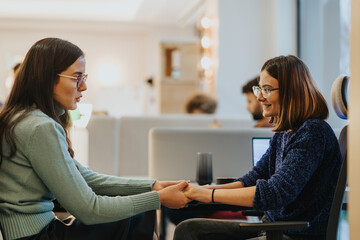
153;181;213;209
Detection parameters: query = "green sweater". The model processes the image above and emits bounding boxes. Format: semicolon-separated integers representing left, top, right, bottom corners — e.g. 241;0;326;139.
0;109;160;240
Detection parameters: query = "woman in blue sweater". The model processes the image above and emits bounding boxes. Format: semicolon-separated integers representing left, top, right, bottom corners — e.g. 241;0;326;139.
174;55;342;240
0;38;190;240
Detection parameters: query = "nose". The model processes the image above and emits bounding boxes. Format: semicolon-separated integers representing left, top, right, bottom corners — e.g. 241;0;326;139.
257;92;266;102
78;80;87;92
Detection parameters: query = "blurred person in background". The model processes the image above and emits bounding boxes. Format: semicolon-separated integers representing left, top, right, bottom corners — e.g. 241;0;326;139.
242;76;273;128
185;93;217;114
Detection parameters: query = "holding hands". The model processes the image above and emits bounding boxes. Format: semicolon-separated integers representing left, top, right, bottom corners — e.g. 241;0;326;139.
153;180;245;208
183;184;213;203
183;181;248;206
154;180;249;208
152;180;185;191
154;180;191;209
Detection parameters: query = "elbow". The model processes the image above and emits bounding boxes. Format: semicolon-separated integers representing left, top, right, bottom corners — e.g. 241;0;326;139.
253;190;290;211
245;187;256;207
73;213;99;225
254;181;298;210
244;200;254;208
67;204;106;225
254;194;295;211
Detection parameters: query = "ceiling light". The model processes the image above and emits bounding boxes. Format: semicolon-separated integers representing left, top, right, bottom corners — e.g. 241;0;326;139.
201;56;212;69
201;36;211;48
200;17;211;29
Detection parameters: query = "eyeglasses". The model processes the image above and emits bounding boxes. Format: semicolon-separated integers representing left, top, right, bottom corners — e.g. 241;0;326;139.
57;74;88;88
252;86;279;98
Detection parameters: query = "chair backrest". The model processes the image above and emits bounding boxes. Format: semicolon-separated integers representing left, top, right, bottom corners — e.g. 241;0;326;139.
326;75;349;240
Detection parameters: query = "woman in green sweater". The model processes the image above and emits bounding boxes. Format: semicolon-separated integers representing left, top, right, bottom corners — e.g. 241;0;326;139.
0;38;190;240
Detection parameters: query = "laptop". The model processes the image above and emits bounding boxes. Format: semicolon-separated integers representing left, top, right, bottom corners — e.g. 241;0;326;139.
252;137;271;166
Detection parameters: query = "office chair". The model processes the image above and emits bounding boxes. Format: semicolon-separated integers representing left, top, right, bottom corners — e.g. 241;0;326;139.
217;75;350;240
326;75;349;239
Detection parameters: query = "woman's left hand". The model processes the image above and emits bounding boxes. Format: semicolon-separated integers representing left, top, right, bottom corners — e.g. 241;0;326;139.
152;180;185;191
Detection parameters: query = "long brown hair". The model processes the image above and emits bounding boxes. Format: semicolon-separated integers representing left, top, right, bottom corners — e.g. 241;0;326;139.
0;38;84;164
261;55;328;132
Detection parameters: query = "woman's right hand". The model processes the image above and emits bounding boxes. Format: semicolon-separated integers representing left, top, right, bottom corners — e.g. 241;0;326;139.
157;181;191;209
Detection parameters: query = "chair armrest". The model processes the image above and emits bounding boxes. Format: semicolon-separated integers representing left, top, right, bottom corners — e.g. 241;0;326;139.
239;221;309;231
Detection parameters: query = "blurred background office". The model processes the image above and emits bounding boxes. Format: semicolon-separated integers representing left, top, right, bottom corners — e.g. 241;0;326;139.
0;0;357;239
0;0;350;129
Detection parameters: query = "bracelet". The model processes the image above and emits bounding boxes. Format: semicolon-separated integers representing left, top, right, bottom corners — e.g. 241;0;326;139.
211;189;215;203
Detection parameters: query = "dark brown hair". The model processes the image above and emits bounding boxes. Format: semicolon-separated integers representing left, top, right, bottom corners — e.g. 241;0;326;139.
242;76;259;94
261;55;328;132
0;38;84;164
185;93;217;114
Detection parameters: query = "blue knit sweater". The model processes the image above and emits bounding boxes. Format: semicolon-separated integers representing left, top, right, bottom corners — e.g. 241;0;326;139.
237;119;342;236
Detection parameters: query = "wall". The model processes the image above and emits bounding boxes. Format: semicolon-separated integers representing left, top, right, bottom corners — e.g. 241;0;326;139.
216;0;297;119
215;0;347;129
0;19;197;117
0;1;346;125
299;0;348;129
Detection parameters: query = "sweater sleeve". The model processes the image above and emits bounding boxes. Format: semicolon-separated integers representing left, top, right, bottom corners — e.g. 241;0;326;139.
253;125;326;211
27;121;160;224
236;135;276;186
73;159;156;196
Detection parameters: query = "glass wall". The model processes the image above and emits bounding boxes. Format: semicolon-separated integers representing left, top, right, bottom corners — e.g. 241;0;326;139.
298;0;350;129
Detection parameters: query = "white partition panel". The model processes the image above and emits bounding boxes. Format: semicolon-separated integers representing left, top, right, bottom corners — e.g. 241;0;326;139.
87;115;119;175
118;115;254;177
149;127;274;181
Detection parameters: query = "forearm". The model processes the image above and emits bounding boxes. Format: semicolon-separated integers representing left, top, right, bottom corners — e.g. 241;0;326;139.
207;181;244;189
185;184;255;207
213;187;255;207
75;160;155;195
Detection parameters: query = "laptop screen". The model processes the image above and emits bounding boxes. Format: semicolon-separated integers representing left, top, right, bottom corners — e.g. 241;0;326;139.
252;137;271;166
